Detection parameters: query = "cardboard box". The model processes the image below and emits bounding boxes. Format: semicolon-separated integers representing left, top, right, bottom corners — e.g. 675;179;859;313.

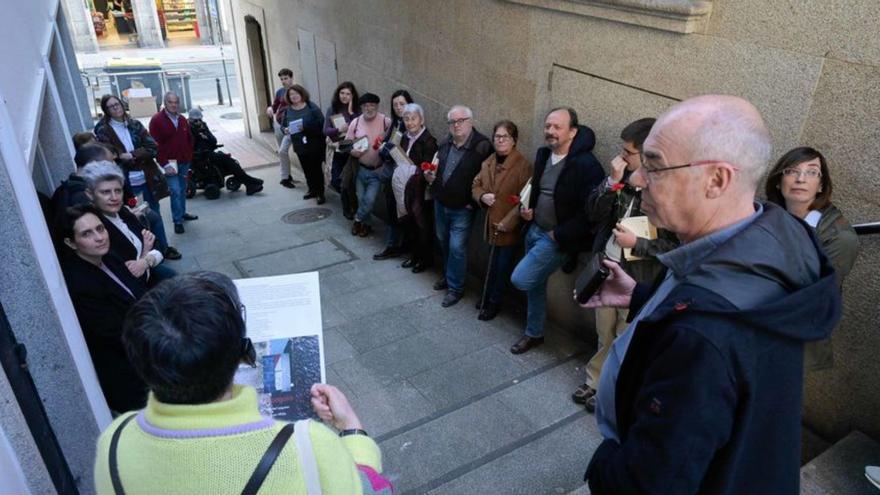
128;96;157;118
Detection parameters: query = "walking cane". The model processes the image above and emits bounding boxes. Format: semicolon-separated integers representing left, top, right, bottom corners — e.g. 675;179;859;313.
480;230;499;311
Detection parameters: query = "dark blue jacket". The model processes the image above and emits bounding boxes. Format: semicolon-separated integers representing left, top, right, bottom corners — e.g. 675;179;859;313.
586;202;842;494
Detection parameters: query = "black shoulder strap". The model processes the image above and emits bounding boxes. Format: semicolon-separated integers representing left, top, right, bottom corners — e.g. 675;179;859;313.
241;423;295;495
109;413;138;495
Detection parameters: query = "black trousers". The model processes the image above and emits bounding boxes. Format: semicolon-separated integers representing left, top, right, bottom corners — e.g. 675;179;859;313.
210;151;260;186
295;147;325;196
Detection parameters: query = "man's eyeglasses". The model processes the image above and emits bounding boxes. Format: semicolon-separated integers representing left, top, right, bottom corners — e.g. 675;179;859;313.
493;134;512;141
447;117;471;126
781;168;821;180
640;158;736;175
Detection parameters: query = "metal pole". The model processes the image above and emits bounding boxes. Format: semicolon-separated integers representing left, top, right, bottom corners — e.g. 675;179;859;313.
220;44;233;107
216;77;224;105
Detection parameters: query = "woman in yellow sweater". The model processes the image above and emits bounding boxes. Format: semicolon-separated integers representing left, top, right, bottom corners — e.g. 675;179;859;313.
94;271;393;494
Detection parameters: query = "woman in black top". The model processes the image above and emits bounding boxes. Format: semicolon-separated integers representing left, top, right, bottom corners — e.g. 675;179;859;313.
281;84;326;204
60;204;148;413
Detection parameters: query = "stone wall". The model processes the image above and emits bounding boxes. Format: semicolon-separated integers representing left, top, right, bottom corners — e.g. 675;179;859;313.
230;0;880;442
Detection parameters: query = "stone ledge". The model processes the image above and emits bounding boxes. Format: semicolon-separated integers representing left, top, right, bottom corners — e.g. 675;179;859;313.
502;0;714;34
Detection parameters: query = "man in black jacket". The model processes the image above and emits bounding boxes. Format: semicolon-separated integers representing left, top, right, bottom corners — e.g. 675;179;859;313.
581;95;841;494
509;107;605;354
426;105;493;307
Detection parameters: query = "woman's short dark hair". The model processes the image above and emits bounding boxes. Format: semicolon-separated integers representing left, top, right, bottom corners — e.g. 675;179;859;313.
99;94;126;121
331;81;359;113
389;90;414;123
62;204;103;241
765;146;833;212
123;272;246;405
277;68;293;78
285;84;310;105
493;120;519;144
619;118;656;150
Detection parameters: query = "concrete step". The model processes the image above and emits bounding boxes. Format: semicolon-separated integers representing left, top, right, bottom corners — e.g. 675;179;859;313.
801;430;880;494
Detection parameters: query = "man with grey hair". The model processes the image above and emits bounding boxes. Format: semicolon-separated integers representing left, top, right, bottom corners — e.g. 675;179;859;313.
425;105;493;307
149;91;198;234
580;95;841;493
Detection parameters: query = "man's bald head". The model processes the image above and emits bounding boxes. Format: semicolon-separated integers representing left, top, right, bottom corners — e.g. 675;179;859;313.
653;95;772;192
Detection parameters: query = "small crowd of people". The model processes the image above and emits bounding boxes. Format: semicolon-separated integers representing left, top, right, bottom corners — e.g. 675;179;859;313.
46;68;862;493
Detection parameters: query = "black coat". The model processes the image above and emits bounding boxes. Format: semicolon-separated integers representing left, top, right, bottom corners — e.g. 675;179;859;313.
62;253;148;412
529;125;606;254
431;129;493;209
586;203;842;495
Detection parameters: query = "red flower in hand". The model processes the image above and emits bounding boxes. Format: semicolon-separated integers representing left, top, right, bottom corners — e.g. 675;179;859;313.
610;183;625;192
372;136;384;150
420;162;437;172
506;195;520;205
127;198;138;208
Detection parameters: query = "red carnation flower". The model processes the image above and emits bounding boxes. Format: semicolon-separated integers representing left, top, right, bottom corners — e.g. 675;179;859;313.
127;198;138;208
372;136;384;150
421;162;437;172
610;183;625;192
506;195;520;205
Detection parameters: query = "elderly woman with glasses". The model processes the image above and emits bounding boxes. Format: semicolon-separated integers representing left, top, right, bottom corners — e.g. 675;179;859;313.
765;146;859;371
470;120;532;320
93;272;392;494
82;161;177;285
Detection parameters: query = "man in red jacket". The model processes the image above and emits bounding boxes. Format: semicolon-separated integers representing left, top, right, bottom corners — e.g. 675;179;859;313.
149;92;198;234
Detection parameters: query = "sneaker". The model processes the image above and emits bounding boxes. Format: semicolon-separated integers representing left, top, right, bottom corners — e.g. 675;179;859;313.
585;394;597;413
280;177;296;189
174;223;185;234
164;246;182;260
571;384;596;405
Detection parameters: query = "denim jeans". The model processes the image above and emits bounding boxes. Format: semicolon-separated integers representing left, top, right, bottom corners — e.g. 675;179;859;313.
129;184;168;251
330;151;349;192
483;244;517;305
355;166;383;224
165;162;190;225
511;224;570;338
383;184;402;248
434;201;475;294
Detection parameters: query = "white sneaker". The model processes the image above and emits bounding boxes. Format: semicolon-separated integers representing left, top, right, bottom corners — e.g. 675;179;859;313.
866;466;880;490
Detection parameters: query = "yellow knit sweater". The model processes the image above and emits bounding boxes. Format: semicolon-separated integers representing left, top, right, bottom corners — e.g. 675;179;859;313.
94;385;383;494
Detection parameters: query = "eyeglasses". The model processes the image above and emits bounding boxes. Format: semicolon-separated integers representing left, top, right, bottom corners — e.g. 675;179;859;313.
640;158;736;175
107;102;123;110
240;303;247;323
781;168;821;179
493;134;512;141
447;117;471;126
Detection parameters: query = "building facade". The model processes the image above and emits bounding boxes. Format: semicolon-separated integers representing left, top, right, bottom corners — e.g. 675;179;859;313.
228;0;880;445
0;1;112;493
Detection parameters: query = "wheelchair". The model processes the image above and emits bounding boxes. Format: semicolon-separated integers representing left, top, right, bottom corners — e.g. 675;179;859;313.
185;144;243;200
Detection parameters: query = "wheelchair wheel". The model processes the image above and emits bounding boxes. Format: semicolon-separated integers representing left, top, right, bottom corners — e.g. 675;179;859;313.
204;183;221;200
225;177;242;192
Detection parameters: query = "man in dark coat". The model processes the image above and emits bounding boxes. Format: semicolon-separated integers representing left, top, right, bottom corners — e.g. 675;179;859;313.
426;105;493;308
581;95;842;494
509;107;605;354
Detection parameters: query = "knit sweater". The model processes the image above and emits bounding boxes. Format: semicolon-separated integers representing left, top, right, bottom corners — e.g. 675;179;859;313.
94;385;392;494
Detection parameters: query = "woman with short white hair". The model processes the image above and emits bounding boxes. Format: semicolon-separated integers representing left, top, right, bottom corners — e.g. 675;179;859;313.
82;161;176;284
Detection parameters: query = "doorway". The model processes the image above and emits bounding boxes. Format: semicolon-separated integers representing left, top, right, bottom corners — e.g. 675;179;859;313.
244;15;272;132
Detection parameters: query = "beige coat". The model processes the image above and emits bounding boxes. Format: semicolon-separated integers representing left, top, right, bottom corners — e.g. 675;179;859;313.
471;148;533;246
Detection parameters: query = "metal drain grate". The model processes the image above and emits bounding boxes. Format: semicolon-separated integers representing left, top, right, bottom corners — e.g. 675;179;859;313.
282;207;333;224
220;112;243;120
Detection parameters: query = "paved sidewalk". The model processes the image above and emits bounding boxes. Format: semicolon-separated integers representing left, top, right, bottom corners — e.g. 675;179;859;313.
161;152;601;494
